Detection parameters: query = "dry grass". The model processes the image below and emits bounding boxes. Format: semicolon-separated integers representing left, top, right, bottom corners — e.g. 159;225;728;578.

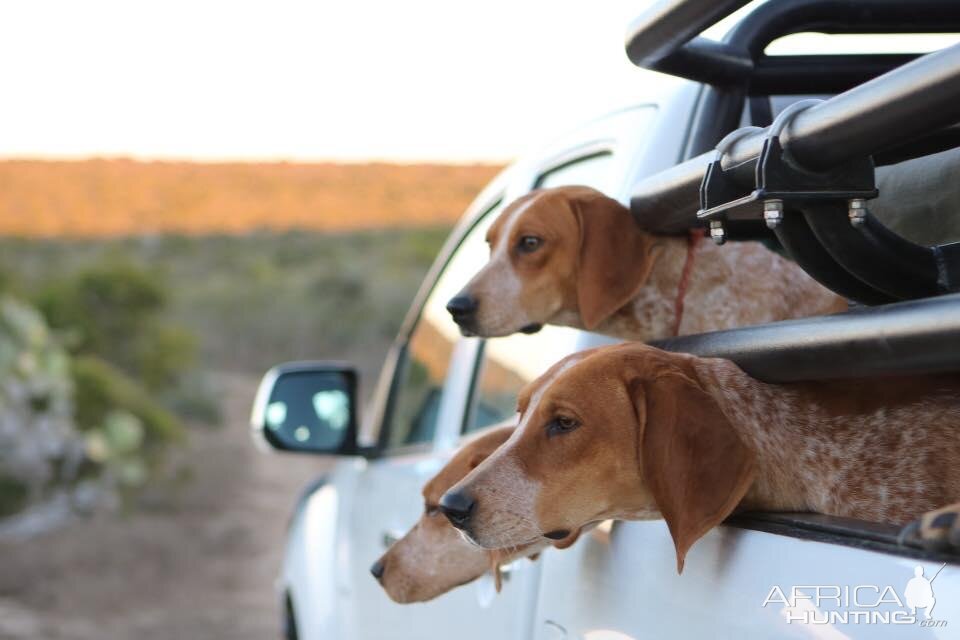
0;159;502;237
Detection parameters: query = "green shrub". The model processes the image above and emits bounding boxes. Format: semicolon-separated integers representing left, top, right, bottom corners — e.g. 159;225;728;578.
0;295;188;516
34;259;196;393
0;296;78;514
36;259;164;352
0;473;29;518
135;325;197;392
72;355;185;448
84;410;150;490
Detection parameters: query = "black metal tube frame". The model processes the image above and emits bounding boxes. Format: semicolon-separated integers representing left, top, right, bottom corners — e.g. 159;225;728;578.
772;206;895;305
625;0;960;93
652;293;960;383
632;42;960;234
801;204;948;300
624;0;751;77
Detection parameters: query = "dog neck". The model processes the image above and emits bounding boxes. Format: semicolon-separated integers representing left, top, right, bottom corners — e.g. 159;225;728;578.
692;357;960;524
585;237;846;341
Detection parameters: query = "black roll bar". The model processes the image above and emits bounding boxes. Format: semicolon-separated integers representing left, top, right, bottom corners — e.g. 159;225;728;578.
771;207;895;305
624;0;753;84
626;0;960;92
632;42;960;234
801;205;947;300
723;0;960;59
652;293;960;383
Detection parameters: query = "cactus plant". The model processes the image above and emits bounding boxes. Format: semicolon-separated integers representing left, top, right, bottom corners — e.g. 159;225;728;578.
0;296;80;515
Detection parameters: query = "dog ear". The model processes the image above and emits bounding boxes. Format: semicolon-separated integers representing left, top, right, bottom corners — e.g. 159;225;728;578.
635;371;755;573
571;192;661;330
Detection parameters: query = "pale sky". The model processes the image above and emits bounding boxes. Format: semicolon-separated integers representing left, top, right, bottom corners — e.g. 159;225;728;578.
1;1;954;163
0;0;673;163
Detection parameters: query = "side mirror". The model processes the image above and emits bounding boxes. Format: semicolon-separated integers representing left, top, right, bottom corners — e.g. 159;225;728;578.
251;362;368;456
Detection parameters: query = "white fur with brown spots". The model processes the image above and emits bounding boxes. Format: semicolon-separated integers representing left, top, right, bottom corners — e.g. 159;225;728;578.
451;186;846;340
444;343;960;572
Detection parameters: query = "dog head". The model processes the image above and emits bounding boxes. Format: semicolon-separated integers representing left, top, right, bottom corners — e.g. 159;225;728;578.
440;344;755;572
446;186;662;337
372;424;548;603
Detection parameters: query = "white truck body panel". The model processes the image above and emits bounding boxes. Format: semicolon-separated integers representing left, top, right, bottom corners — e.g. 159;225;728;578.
277;80;960;639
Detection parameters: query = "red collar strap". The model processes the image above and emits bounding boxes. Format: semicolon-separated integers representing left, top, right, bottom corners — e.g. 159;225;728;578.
671;229;704;337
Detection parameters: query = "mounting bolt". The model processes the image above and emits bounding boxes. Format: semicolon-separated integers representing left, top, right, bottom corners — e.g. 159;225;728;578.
709;220;726;245
849;198;868;228
763;199;784;229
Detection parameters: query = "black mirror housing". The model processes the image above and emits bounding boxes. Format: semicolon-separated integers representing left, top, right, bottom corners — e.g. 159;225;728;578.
251;361;370;456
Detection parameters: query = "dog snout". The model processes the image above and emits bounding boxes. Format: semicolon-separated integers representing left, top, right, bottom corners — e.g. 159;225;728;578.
370;558;386;581
439;489;476;530
446;294;478;325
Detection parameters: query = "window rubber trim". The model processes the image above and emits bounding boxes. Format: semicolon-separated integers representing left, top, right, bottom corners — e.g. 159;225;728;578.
533;149;615;190
727;512;960;564
377;198;503;455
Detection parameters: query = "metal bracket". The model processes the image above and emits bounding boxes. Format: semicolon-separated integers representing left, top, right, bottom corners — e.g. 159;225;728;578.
694;101;959;304
698;100;878;228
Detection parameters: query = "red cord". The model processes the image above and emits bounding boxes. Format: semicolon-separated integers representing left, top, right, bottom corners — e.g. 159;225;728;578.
672;229;703;337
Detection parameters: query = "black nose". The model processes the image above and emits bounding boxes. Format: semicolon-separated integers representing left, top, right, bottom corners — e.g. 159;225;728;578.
446;295;478;322
439;490;476;530
370;558;385;580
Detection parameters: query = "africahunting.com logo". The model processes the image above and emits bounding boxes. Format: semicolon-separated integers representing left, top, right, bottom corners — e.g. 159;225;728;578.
762;564;948;628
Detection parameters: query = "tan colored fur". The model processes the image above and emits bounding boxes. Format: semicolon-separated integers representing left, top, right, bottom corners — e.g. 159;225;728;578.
374;423;548;603
453;186;846;339
445;344;960;571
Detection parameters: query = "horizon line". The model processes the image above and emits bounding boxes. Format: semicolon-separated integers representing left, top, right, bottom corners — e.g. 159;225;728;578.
0;153;512;167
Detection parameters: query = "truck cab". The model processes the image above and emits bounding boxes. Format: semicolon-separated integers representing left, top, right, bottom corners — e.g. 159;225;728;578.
252;1;960;637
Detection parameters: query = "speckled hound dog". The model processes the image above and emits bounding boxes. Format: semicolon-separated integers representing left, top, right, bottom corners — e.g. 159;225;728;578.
371;424;568;603
446;186;845;340
439;343;960;571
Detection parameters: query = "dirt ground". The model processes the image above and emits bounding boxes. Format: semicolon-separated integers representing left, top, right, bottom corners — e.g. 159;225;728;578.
0;374;329;640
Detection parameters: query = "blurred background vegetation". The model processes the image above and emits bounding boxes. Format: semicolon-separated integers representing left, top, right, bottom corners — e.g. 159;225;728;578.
0;226;450;518
0;159;501;525
0;159;498;638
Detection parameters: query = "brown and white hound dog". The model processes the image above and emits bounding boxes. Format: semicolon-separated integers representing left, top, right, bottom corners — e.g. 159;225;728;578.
439;343;960;571
371;424;571;603
447;186;845;340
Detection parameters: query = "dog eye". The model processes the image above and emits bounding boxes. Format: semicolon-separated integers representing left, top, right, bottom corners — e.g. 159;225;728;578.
425;503;440;516
546;415;580;437
517;235;543;254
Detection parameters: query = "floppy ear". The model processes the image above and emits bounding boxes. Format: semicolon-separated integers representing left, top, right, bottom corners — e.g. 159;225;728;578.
571;193;661;330
636;372;755;574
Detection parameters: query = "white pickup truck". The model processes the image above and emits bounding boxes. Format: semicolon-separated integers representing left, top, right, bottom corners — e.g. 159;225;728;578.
251;1;960;637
